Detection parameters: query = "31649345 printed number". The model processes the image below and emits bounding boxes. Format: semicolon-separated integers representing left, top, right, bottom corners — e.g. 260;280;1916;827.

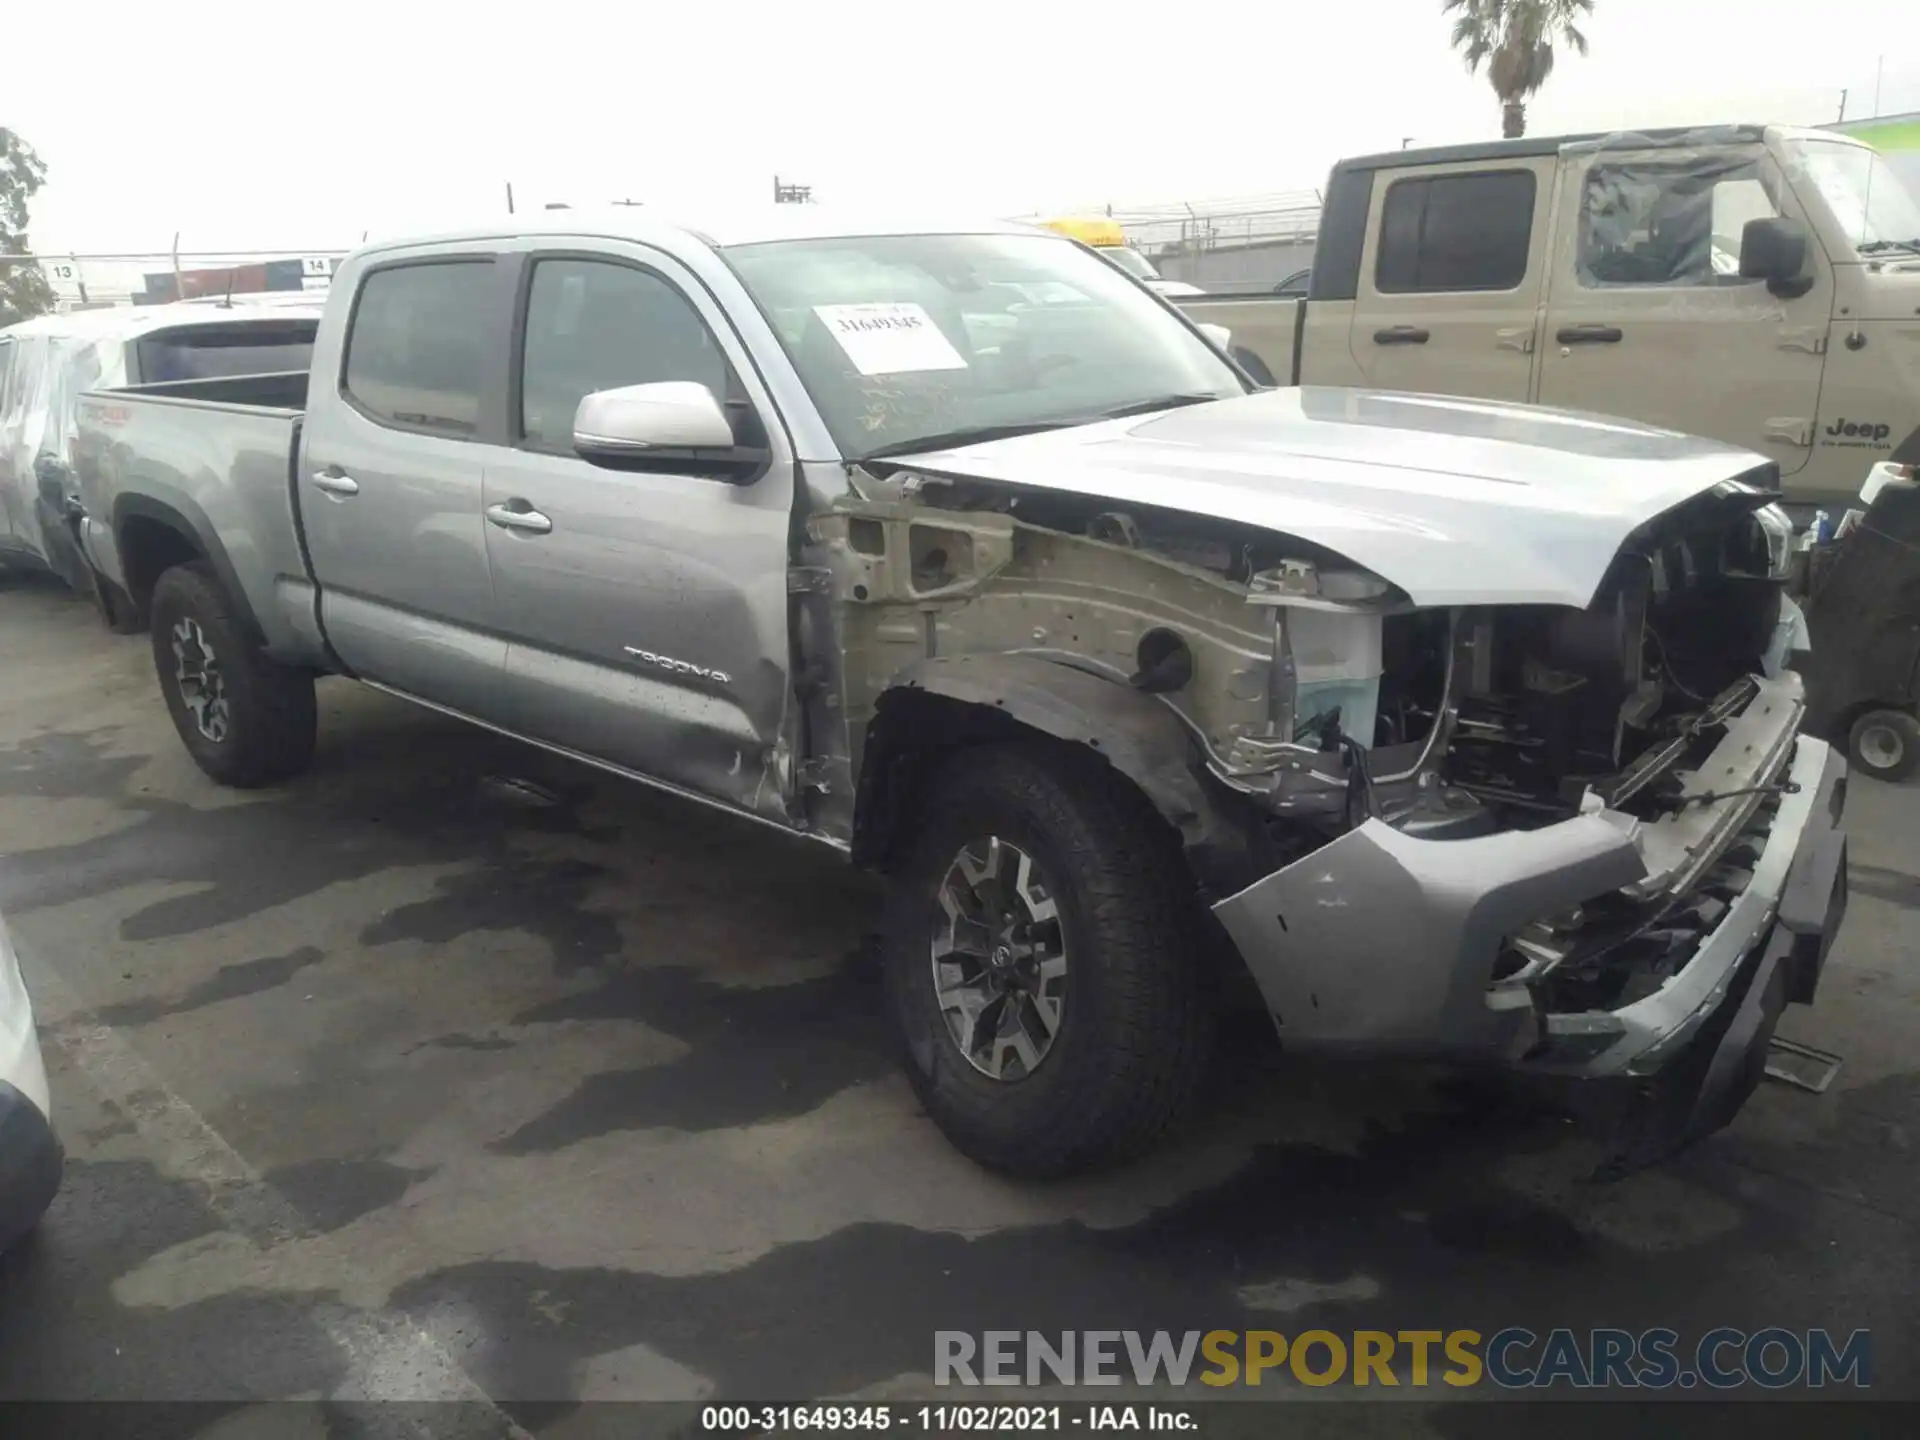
700;1405;1067;1430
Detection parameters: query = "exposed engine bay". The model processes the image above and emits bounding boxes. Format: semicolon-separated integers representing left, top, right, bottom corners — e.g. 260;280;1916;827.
832;467;1802;1032
842;469;1794;842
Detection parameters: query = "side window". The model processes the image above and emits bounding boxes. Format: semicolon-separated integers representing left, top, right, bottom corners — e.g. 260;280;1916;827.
1578;160;1780;287
1375;170;1536;294
342;260;493;434
518;258;732;452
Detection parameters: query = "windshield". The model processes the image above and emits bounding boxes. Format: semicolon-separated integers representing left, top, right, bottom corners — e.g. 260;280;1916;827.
1787;139;1920;254
1096;245;1161;281
724;232;1243;459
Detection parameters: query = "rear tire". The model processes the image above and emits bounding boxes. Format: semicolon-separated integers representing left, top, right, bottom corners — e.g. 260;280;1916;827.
881;741;1214;1176
149;561;317;787
1848;707;1920;783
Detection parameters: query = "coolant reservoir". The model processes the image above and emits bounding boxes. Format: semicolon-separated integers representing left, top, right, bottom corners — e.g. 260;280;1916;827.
1290;570;1388;747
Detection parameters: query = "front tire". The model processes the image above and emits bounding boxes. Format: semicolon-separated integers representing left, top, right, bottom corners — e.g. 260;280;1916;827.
149;561;317;787
881;741;1214;1176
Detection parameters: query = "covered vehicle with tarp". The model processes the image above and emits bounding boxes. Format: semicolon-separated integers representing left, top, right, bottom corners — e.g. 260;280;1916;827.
0;296;321;601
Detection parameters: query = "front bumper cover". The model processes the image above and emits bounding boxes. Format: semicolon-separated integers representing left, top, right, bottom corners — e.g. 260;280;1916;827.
1211;676;1848;1102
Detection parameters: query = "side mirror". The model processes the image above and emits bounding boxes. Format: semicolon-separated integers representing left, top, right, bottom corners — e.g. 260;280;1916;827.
573;381;762;480
1197;322;1233;350
1739;217;1810;295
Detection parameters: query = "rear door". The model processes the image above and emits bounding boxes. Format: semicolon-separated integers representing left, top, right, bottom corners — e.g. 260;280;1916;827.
1348;161;1552;401
1535;143;1829;471
298;252;509;720
481;244;797;820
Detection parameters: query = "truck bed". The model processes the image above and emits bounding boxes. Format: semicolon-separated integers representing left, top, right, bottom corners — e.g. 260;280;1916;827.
115;369;312;410
71;379;319;661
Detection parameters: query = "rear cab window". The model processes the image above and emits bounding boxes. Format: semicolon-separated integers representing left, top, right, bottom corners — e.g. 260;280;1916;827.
342;261;494;435
134;321;318;384
1375;170;1538;292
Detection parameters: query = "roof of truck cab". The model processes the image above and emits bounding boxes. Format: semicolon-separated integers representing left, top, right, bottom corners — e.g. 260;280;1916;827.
1332;124;1787;174
355;205;1052;257
0;294;324;343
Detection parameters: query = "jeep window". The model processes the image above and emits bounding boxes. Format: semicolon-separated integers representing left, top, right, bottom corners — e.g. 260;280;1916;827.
1577;158;1781;287
1375;170;1536;293
1786;138;1920;255
518;258;734;452
722;232;1243;458
343;261;493;435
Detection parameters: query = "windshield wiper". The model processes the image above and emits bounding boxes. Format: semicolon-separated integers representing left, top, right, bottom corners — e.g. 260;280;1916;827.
858;420;1078;462
1092;392;1229;420
1858;238;1920;256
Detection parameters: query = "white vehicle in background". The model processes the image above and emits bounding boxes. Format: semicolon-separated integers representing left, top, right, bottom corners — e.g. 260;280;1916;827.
0;296;322;612
1038;216;1204;296
0;910;58;1250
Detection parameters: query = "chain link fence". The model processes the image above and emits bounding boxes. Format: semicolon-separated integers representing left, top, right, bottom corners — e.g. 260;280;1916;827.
1024;191;1324;292
3;247;349;313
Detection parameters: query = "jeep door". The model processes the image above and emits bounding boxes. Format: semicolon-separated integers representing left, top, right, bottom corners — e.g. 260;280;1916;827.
480;244;797;821
1346;159;1552;401
1535;142;1831;475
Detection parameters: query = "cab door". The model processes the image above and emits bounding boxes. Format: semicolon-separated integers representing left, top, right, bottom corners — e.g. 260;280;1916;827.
1534;144;1830;473
299;251;511;721
480;243;797;821
1348;160;1553;401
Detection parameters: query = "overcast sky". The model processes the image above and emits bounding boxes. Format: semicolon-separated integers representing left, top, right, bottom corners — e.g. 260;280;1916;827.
9;0;1919;258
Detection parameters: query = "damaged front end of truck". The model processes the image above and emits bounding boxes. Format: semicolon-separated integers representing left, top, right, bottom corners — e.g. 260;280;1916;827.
818;391;1850;1169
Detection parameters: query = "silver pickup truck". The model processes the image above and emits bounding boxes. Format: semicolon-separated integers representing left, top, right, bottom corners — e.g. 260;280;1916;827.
71;207;1849;1177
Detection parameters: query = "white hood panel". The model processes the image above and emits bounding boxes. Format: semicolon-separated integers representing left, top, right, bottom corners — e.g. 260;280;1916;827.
889;388;1775;608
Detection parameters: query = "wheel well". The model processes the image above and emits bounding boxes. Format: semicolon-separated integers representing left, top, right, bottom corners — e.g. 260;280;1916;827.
851;684;1267;893
852;690;1042;873
118;514;204;611
854;688;1271;1016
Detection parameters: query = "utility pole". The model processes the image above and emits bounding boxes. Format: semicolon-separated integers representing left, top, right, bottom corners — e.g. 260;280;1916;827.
1401;136;1415;149
1873;53;1885;119
505;181;516;215
1838;89;1849;123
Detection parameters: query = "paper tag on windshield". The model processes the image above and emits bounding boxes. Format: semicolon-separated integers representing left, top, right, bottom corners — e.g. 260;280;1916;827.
813;303;968;376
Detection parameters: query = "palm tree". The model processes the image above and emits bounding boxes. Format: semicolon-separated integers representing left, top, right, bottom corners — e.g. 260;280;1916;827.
1444;0;1594;139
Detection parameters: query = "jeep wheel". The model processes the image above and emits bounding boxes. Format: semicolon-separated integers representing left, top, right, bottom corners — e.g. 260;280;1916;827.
1849;707;1920;784
881;741;1214;1176
149;562;317;787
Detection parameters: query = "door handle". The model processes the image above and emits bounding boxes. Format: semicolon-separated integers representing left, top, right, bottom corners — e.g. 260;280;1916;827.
311;471;360;496
1555;324;1624;344
486;502;553;535
1372;325;1430;345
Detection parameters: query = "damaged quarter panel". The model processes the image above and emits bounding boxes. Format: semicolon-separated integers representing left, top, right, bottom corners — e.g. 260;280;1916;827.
813;491;1284;887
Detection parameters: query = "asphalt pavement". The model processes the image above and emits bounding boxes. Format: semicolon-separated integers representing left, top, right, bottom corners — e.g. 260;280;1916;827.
0;568;1914;1433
